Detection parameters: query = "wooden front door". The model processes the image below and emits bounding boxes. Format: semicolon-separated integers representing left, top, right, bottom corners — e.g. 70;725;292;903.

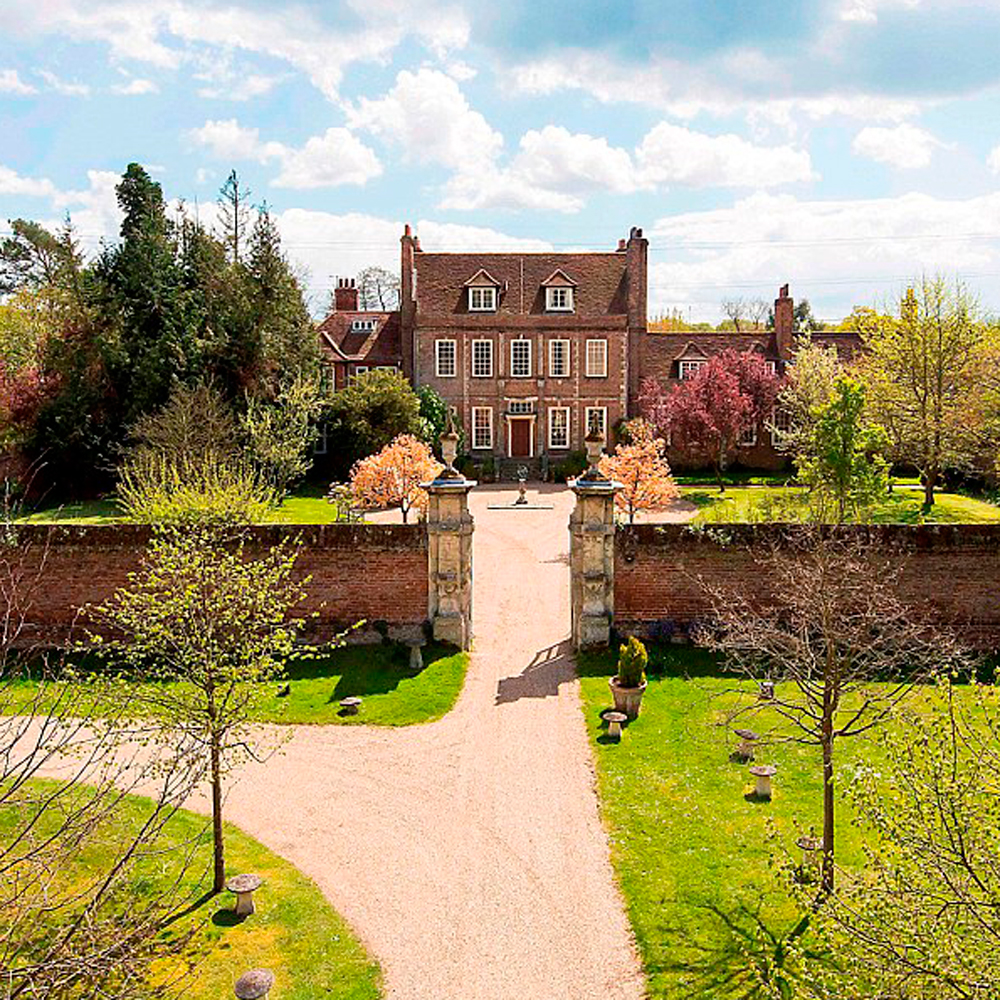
509;418;532;458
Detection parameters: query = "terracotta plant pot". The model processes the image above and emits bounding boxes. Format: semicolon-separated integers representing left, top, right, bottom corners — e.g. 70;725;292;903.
609;676;647;720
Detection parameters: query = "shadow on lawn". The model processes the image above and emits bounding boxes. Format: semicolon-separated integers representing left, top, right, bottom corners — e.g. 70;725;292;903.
651;898;834;999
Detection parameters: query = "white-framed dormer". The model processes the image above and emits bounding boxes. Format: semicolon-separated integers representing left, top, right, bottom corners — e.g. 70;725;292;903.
541;268;577;313
464;268;501;312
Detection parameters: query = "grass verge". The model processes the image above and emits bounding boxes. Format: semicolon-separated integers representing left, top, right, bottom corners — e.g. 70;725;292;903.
12;642;469;727
576;644;948;999
1;779;381;1000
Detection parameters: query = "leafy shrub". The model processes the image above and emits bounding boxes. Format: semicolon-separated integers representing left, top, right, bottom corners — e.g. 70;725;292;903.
117;453;280;526
617;635;648;688
552;450;587;482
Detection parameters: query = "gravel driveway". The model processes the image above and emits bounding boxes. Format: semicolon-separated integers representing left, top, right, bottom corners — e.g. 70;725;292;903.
217;484;649;998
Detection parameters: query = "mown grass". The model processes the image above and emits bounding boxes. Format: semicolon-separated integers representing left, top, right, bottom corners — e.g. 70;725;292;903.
684;484;1000;524
11;642;469;727
1;779;381;1000
577;645;966;999
16;488;351;526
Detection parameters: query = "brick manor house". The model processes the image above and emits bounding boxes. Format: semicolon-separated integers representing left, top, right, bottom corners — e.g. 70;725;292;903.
318;225;860;475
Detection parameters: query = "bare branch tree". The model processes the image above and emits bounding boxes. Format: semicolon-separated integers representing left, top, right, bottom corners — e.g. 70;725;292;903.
721;297;747;332
699;526;967;894
1;513;206;999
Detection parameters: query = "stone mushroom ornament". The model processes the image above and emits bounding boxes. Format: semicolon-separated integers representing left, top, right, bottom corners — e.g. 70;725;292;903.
605;711;628;740
226;873;263;917
749;764;777;800
234;968;274;999
733;728;758;761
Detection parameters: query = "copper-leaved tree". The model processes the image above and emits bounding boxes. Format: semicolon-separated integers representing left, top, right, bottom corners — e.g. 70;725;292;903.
350;433;442;524
598;421;679;524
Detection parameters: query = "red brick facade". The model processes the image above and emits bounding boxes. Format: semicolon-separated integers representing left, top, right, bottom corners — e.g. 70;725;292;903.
318;226;860;475
11;524;429;647
614;524;1000;649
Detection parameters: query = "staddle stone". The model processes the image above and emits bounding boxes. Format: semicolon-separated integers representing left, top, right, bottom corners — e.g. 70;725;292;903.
234;968;274;999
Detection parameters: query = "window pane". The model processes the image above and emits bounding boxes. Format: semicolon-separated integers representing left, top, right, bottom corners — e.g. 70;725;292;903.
586;340;607;377
436;340;456;377
549;339;569;377
586;407;606;438
472;407;492;449
472;340;493;378
511;339;531;377
549;408;569;448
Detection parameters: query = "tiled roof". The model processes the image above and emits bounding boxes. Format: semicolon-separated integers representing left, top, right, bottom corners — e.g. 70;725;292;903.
414;252;629;319
317;311;402;363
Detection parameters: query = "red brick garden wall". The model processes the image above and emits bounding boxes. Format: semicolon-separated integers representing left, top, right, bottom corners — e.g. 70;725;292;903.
9;524;429;647
615;524;1000;649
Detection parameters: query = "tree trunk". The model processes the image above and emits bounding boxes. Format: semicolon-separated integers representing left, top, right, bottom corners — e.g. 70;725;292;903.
821;711;835;896
210;731;225;894
401;503;408;524
923;469;936;508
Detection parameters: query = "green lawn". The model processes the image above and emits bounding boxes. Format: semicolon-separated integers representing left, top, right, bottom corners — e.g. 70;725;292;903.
684;484;1000;524
577;645;952;999
1;779;382;1000
14;642;469;727
16;488;352;525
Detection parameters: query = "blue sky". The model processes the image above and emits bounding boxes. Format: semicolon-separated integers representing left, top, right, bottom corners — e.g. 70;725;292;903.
2;0;1000;321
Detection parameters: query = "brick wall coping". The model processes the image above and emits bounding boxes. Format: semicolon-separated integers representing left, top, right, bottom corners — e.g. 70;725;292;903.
11;522;427;552
616;522;1000;553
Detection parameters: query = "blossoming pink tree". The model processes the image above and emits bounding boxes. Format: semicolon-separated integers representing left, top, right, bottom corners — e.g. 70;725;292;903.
349;434;442;523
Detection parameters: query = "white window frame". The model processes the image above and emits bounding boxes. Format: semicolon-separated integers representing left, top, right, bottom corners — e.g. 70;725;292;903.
585;339;607;378
548;406;570;450
678;359;705;380
510;338;532;378
471;407;493;450
739;423;758;447
764;359;777;375
548;338;570;378
314;423;328;455
771;407;792;446
508;399;534;415
545;286;574;312
472;339;494;378
351;365;368;381
435;339;457;378
585;406;607;442
468;286;497;312
351;318;376;333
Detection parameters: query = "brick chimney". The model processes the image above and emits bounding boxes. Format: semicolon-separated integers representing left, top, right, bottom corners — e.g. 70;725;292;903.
774;283;794;362
334;277;359;312
626;226;649;408
400;224;417;380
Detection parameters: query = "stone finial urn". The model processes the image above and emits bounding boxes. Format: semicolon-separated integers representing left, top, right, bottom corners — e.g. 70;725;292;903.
578;426;608;483
438;407;462;480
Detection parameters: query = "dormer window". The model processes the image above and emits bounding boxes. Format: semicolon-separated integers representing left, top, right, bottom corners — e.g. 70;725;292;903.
469;286;496;312
464;268;501;312
351;318;377;333
546;287;573;312
541;268;577;313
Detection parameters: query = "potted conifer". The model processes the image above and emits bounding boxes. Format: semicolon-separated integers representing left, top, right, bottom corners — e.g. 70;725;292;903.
609;636;648;719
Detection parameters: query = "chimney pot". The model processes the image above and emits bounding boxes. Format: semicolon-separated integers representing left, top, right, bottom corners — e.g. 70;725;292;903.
404;223;412;238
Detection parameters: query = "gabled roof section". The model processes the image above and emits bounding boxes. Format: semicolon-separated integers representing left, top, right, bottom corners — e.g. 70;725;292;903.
672;340;710;361
463;268;502;288
540;268;578;288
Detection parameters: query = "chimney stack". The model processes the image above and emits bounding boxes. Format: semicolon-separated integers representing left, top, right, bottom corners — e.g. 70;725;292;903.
334;277;359;312
774;283;794;361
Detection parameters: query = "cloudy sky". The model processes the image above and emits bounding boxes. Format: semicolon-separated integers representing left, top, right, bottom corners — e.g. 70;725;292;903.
3;0;1000;321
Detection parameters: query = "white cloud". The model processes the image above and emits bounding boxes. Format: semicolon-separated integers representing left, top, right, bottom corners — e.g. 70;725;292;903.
636;123;816;188
273;128;383;189
187;118;285;164
37;69;90;96
646;190;1000;320
112;76;157;95
349;68;502;171
506;50;922;130
0;68;35;94
0;165;57;198
852;123;945;169
4;0;469;102
188;119;381;189
989;145;1000;175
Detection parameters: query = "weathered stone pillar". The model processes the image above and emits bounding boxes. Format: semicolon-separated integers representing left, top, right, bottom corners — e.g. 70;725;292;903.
423;420;476;649
569;430;622;650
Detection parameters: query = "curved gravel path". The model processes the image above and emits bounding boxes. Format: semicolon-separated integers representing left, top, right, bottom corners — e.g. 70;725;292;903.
220;484;648;999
